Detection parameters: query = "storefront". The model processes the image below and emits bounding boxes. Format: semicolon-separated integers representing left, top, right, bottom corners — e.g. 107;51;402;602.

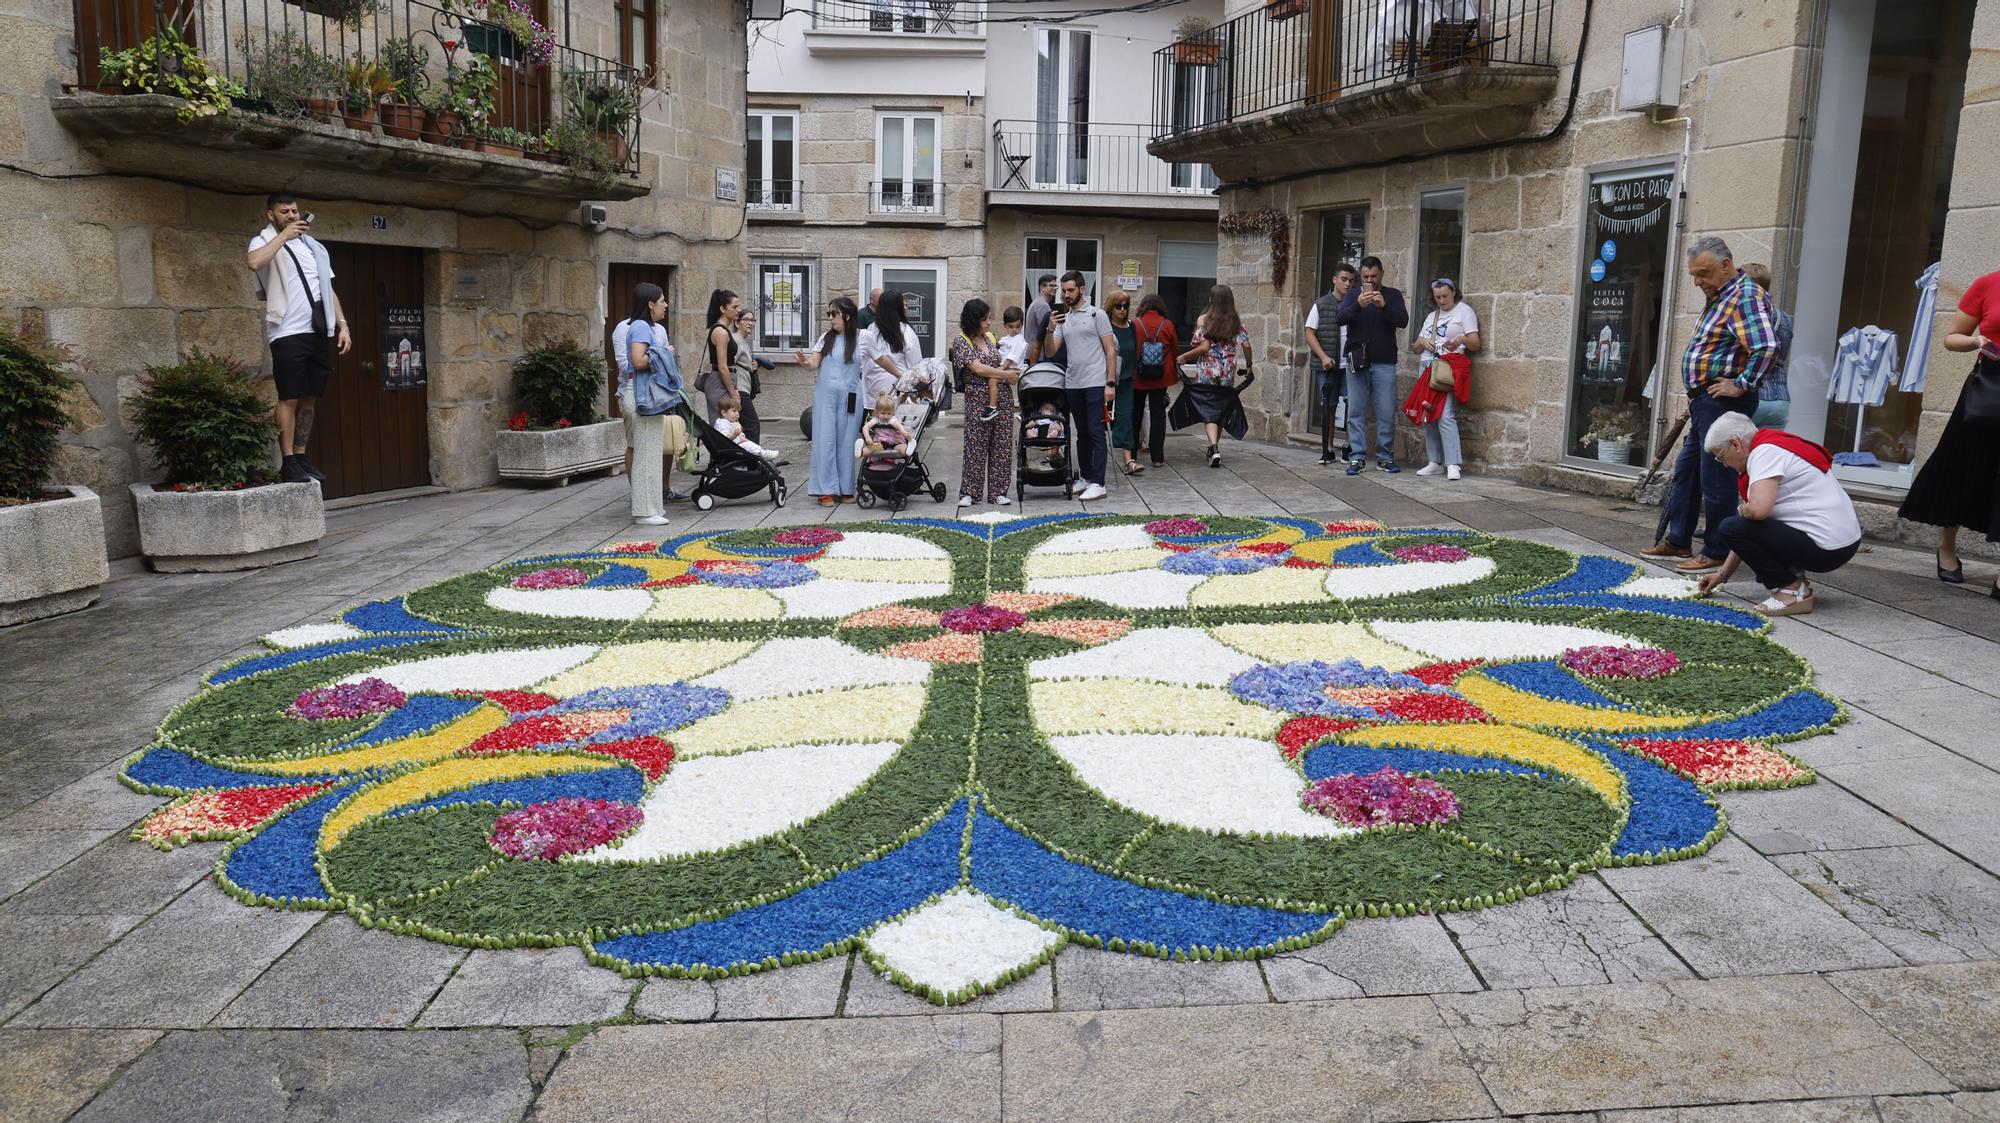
1561;164;1676;474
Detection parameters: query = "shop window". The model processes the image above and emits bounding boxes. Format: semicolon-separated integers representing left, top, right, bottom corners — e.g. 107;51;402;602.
752;257;816;352
1563;165;1676;469
1415;188;1465;295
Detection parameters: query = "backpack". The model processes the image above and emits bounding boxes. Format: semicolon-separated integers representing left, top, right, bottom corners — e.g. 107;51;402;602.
1136;316;1167;380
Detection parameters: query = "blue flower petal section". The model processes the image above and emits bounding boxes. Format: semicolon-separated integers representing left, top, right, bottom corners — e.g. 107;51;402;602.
591;803;964;971
211;635;438;686
123;747;335;792
585;564;650;588
969;808;1329;953
1507;555;1637;599
1631;689;1837;742
1301;744;1552;782
331;695;486;749
1332;541;1396;566
386;769;645;819
342;598;458;636
222;781;366;902
1480;661;1632;708
1593;744;1718;857
1528;592;1764;629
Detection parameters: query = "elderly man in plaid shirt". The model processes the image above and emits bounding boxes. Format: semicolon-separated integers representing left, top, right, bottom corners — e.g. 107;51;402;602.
1643;236;1779;574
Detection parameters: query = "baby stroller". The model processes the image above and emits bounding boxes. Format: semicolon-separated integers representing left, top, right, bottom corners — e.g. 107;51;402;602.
857;357;951;513
689;414;788;511
1016;362;1075;503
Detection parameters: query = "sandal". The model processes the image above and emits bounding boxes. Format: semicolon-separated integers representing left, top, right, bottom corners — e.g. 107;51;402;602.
1755;582;1815;617
1120;460;1144;475
818;495;836;507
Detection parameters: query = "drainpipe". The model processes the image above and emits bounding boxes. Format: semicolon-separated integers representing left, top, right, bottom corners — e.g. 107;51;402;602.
1644;0;1695;459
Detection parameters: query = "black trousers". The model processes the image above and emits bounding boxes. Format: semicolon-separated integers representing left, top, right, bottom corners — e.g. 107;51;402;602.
1132;387;1168;463
1064;387;1109;486
1715;515;1859;589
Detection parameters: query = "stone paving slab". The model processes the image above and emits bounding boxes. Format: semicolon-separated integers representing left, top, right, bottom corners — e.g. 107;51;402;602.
0;912;145;1023
1817;752;2000;875
1440;875;1693;989
1719;782;1929;856
843;961;1056;1017
212;915;468;1028
1828;961;2000;1089
1050;946;1270;1011
417;947;635;1028
1262;915;1483;1000
0;1028;160;1123
1774;846;2000;965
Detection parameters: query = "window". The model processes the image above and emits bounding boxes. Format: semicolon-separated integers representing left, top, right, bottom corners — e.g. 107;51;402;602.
752;257;816;351
615;0;657;80
1023;236;1100;307
1564;165;1676;469
747;109;800;211
1170;50;1225;134
860;258;947;358
875;112;941;214
1172;163;1218;192
1415;187;1466;294
1034;28;1092;187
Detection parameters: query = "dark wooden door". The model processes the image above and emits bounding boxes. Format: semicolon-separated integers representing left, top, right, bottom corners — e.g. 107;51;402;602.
307;243;431;500
604;261;674;419
73;0;197;89
493;0;554;136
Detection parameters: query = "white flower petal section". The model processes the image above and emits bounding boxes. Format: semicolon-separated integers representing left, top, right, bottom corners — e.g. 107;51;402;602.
693;636;929;701
958;511;1021;524
1212;623;1426;671
1029;523;1157;555
864;890;1060;997
1029;627;1255;687
540;639;757;698
340;644;598;693
1049;734;1356;838
812;556;953;584
1022;547;1165;581
579;741;899;861
1616;575;1700;600
771;579;952;619
1189;565;1333;608
1025;568;1203;609
645;586;781;621
675;683;926;757
265;622;364;648
1322;556;1496;600
485;586;654;620
822;531;949;560
1369;619;1643;662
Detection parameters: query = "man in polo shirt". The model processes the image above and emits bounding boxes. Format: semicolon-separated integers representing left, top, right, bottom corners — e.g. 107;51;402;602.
246;194;350;485
1041;269;1117;501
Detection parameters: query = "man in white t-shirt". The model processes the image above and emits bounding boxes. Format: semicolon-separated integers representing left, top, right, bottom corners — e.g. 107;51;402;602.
246;193;350;485
1695;412;1862;616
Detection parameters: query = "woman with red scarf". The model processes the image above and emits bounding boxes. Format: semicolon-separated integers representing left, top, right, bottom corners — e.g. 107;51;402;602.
1401;278;1477;480
1694;412;1862;616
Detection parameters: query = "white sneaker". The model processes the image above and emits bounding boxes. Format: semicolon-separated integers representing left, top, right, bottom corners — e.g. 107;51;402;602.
1446;465;1462;481
992;494;1012;506
958;495;975;508
636;514;670;526
1078;483;1107;501
1416;462;1442;476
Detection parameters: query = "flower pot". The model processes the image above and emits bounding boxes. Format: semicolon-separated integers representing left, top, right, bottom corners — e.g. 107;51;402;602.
1173;40;1221;66
496;419;624;485
474;138;525;158
131;481;324;572
1594;439;1633;465
340;103;378;131
289;0;357;18
595;129;631;167
380;100;425;140
1264;0;1308;20
78;82;131;96
306;94;343;122
0;485;109;626
464;21;524;64
426;107;464;143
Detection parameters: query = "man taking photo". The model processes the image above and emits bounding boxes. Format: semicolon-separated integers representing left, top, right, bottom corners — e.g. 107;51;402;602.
1042;270;1117;501
246;194;350;485
1305;262;1357;466
1334;256;1409;475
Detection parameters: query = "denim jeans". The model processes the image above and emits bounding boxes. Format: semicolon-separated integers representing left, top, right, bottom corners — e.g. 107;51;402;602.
1422;396;1462;466
1665;389;1760;558
1317;365;1346;456
1064;386;1109;485
1344;362;1398;461
1715;515;1859;589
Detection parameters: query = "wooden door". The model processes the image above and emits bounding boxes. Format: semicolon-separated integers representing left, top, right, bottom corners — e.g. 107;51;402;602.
604;261;674;418
73;0;196;89
492;0;554;136
1306;0;1342;103
307;243;431;500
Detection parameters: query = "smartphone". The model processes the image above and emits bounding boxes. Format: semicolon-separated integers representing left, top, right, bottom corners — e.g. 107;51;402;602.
301;212;316;225
1982;339;2000;362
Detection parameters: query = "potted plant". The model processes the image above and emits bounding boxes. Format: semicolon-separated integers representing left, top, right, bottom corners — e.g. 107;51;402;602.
453;0;556;67
423;53;494;143
1579;402;1646;464
1265;0;1308;20
288;0;378;25
545;119;621;189
378;39;429;139
497;341;623;485
0;324;108;626
561;69;639;166
238;32;341;119
1172;16;1220;66
98;27;242;122
473;124;533;157
341;58;394;131
126;350;324;571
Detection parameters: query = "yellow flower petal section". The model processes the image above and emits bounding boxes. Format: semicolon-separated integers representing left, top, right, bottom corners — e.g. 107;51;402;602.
600;558;691;581
1288;534;1376;565
1211;623;1427;671
538;639;760;698
672;683;926;757
1454;673;1702;733
319;752;618;847
811;557;953;584
1189;565;1333;608
1341;722;1624;803
1030;680;1283;739
643;585;781;621
256;705;509;777
1021;547;1166;581
672;539;741;563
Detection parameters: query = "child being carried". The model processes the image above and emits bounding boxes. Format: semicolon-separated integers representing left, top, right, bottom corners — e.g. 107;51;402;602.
713;401;780;463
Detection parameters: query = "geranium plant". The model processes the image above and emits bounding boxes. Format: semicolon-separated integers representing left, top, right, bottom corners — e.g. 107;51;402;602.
99;27;242;123
456;0;556;65
127;350;279;489
512;340;603;429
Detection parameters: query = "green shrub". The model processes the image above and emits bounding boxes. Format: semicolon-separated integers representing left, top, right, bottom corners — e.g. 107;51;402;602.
0;322;79;503
128;350;279;488
513;340;603;428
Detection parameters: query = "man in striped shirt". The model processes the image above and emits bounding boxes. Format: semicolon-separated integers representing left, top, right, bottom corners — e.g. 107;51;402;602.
1644;236;1777;574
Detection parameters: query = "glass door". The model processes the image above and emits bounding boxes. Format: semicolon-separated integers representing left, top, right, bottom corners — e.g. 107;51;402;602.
1034;28;1093;188
860;258;948;359
1023;236;1101;307
1300;206;1368;435
1562;164;1677;472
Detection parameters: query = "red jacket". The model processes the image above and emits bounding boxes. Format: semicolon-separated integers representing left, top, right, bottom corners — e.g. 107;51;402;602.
1400;353;1471;427
1132;311;1180;390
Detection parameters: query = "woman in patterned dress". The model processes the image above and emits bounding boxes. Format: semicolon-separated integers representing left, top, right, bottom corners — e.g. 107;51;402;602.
1177;284;1254;469
951;298;1019;506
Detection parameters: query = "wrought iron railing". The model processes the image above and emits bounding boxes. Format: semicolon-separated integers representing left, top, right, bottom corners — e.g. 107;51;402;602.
810;0;981;35
991;120;1216;196
70;0;646;175
870;179;940;214
746;177;802;211
1152;0;1558;139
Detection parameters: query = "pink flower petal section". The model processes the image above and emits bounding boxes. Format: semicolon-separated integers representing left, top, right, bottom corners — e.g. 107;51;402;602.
1391;544;1472;564
940;604;1028;634
1018;618;1132;646
1303;767;1461;828
985;591;1075;613
842;605;944;629
287;677;406;721
1560;644;1681;680
1143;518;1208;536
489;797;644;861
511;567;591;590
773;526;845;546
883;633;984;664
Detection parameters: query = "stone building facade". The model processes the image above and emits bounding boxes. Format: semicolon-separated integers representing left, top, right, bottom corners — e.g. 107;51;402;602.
3;0;750;556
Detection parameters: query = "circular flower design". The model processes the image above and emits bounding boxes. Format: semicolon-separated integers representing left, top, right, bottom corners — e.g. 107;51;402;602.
125;515;1838;1007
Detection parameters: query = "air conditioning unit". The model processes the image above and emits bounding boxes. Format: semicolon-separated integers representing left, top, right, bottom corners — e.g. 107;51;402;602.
1619;26;1685;113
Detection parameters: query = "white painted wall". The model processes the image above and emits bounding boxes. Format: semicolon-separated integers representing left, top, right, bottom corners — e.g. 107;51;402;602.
749;9;988;96
982;0;1221;128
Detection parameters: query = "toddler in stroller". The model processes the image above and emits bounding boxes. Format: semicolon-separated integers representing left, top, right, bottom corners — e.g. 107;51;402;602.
1015;362;1076;502
713;400;781;463
855;385;951;512
689;406;787;511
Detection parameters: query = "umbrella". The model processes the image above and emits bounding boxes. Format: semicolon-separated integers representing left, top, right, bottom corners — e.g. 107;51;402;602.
1646;408;1690;545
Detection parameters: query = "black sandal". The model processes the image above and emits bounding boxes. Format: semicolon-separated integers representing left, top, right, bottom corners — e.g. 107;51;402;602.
1938;551;1965;584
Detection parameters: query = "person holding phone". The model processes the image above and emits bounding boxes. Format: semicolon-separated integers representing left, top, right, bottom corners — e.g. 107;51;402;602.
246;193;351;485
798;297;865;506
1042;270;1118;500
1333;256;1410;475
1899;267;2000;596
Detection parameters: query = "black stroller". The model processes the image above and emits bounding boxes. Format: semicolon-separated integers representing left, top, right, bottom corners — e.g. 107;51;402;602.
1016;362;1075;502
689;414;788;511
857;359;951;513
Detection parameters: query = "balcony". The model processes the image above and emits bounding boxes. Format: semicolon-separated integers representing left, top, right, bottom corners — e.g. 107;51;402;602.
1149;0;1562;180
988;121;1219;216
55;0;649;212
870;179;941;216
805;0;984;56
746;177;804;215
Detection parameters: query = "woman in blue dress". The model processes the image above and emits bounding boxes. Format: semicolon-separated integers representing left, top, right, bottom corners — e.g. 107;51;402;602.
796;296;865;505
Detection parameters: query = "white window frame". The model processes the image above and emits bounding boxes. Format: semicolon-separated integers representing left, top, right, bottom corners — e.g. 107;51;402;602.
859;257;949;359
751;256;817;352
873;111;943;214
746;109;801;212
1023;235;1101;306
1033;26;1094;188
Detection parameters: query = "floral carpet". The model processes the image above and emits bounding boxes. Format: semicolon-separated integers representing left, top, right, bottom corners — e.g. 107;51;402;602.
121;514;1840;1004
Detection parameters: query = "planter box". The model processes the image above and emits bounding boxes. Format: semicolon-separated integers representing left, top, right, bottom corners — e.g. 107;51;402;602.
131;481;325;572
0;485;110;626
497;419;624;485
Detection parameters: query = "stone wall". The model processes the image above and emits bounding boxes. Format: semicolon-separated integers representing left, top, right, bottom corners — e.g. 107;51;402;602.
0;0;749;557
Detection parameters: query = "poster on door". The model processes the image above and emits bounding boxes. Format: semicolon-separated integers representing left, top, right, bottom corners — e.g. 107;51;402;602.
1580;284;1632;383
380;305;426;390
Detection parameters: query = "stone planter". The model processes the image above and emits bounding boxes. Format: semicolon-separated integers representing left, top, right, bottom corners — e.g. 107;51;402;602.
0;485;110;626
497;419;624;485
131;482;325;572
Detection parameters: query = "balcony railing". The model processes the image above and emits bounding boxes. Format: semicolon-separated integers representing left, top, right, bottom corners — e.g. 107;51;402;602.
1152;0;1557;139
870;179;940;215
991;120;1216;197
747;177;802;211
70;0;645;175
811;0;981;35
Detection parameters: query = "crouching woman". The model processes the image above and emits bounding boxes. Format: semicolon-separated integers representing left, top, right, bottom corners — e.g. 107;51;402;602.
1695;412;1862;616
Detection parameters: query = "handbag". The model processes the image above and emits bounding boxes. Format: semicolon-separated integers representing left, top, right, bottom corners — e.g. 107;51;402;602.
1964;354;2000;424
1426;356;1455;392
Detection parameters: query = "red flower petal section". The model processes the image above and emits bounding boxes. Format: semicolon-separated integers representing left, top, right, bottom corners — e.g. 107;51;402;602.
1276;716;1363;759
579;736;676;780
1404;659;1484;686
1282;556;1328;569
1376;691;1490;724
460;690;560;714
466;710;629;753
1621;738;1810;786
138;782;333;847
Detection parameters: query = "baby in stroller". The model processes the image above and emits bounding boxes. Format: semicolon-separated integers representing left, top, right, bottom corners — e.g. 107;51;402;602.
858;393;914;470
1024;401;1066;468
713;401;781;464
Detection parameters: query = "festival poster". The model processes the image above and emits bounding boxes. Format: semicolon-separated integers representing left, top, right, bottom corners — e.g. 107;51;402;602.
1581;284;1632;384
380;305;426;391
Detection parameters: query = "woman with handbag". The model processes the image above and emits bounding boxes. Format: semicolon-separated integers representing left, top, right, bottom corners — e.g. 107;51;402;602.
796;296;865;506
615;283;693;526
1405;278;1479;481
1899;269;2000;596
950;298;1020;506
1131;295;1180;467
1176;285;1254;468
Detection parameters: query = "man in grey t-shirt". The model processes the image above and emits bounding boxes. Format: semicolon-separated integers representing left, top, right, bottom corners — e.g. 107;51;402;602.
1024;273;1059;366
1041;270;1117;500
